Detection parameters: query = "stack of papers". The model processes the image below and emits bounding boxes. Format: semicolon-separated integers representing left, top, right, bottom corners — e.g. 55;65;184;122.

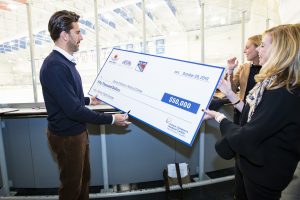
167;163;189;178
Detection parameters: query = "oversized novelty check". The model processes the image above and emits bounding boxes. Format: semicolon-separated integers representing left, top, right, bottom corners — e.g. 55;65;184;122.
89;49;224;145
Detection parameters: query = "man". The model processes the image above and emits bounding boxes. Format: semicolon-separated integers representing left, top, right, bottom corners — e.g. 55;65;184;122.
40;10;129;200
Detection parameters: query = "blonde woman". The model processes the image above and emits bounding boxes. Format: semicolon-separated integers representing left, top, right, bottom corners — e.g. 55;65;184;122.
226;35;262;123
204;24;300;199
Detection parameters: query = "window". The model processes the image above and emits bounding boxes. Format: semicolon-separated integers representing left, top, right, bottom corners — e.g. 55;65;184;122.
0;0;280;104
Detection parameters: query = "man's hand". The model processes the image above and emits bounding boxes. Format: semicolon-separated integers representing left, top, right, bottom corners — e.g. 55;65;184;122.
90;96;101;105
113;113;131;126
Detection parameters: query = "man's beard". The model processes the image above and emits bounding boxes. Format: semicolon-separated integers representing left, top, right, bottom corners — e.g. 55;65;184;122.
67;40;79;53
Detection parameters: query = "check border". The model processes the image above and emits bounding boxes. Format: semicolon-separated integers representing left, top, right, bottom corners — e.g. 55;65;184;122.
89;48;225;146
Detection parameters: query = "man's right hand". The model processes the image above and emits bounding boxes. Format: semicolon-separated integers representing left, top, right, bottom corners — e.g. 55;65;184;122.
113;113;131;126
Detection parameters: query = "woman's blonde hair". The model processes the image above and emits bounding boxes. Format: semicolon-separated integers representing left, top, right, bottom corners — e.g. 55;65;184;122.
248;34;262;47
255;24;300;92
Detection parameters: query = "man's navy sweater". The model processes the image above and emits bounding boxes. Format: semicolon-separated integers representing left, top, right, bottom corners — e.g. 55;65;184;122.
40;50;112;136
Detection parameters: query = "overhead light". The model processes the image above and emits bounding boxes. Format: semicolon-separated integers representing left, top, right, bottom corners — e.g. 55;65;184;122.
169;31;178;36
104;13;114;21
146;2;163;10
220;18;226;25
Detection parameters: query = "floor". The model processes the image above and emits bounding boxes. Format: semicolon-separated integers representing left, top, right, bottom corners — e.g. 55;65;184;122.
281;163;300;200
98;180;235;200
11;164;300;200
14;179;235;200
97;163;300;200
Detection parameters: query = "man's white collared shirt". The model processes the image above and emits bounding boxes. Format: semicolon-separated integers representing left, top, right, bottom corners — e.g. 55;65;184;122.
53;46;76;63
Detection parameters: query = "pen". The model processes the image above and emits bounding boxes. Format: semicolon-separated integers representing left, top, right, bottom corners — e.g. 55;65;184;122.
125;110;131;117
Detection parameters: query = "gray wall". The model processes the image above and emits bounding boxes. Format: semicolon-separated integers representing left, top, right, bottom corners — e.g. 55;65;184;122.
2;107;233;188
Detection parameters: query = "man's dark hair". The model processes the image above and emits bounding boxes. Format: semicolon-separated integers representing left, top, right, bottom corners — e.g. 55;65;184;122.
48;10;80;42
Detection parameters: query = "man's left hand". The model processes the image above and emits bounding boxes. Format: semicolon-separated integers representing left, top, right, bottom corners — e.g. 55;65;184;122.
91;96;101;105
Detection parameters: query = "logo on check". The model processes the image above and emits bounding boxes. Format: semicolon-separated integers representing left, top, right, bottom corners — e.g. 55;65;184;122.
135;61;147;72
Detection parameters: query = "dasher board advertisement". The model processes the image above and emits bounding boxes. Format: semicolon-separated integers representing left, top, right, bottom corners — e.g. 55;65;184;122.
89;49;224;146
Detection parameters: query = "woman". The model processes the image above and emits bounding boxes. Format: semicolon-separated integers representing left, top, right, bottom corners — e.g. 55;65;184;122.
204;24;300;199
226;35;262;123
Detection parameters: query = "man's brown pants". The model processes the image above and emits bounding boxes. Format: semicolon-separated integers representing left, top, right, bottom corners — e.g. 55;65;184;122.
47;130;90;200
